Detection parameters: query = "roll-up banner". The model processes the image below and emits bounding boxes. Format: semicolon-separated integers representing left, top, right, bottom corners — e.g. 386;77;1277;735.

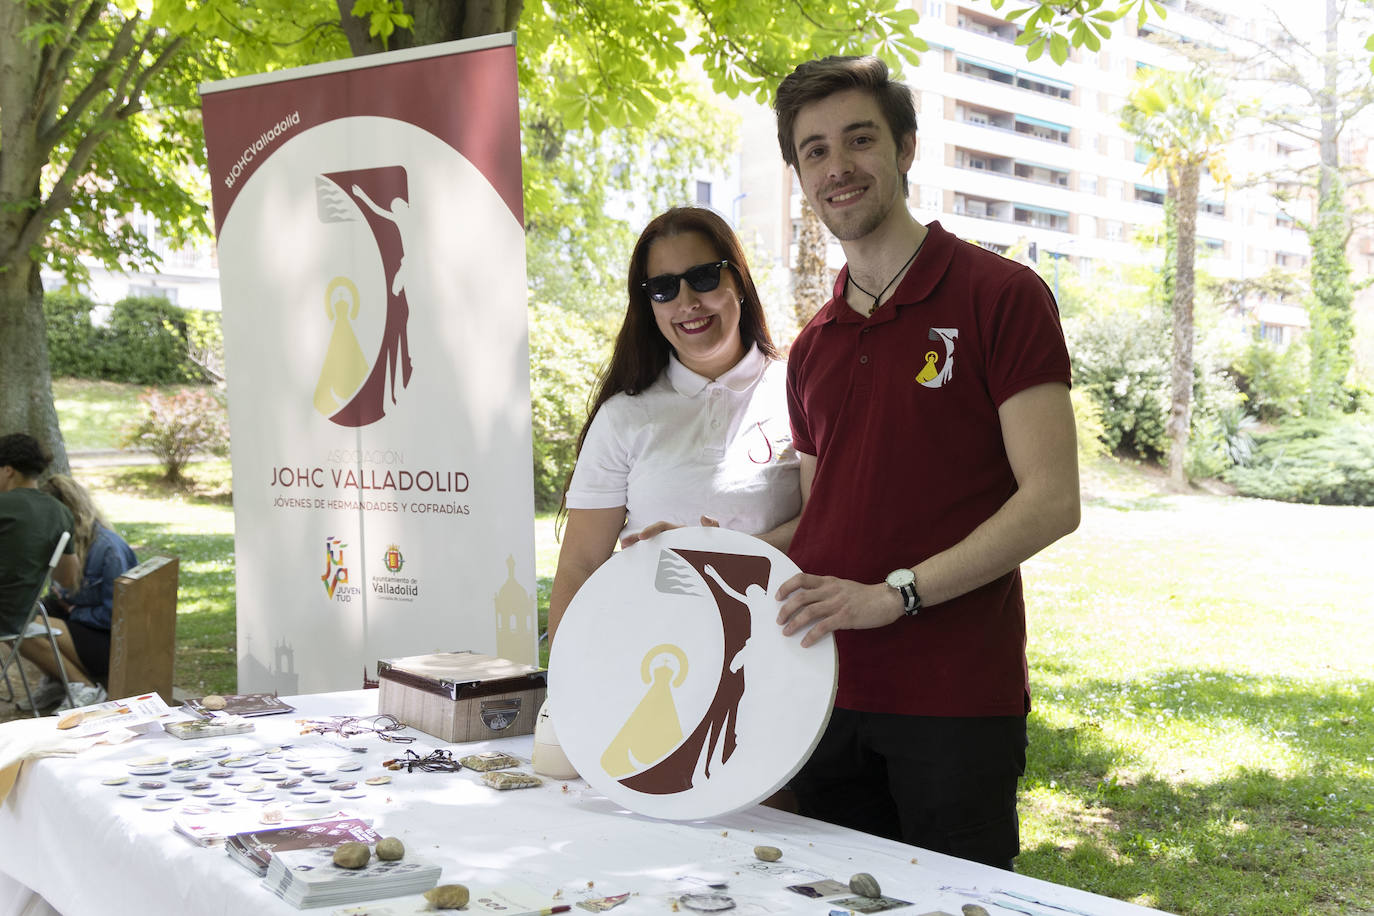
200;34;537;694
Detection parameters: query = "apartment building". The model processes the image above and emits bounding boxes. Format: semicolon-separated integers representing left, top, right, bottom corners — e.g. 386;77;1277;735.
733;0;1328;344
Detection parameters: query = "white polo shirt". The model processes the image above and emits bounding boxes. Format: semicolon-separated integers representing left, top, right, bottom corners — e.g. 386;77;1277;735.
567;345;801;537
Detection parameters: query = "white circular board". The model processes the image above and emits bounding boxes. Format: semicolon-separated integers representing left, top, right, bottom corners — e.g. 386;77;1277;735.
550;526;837;820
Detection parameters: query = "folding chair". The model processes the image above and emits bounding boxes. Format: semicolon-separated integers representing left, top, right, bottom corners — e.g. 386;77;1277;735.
0;531;77;716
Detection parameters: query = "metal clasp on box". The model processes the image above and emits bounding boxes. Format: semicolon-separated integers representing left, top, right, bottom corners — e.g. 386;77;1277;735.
480;697;522;731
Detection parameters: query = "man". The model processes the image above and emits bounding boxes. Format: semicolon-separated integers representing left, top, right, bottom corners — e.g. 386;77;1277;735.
0;433;79;638
772;57;1080;870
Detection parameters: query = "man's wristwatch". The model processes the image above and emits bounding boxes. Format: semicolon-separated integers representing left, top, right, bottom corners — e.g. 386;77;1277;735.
885;568;921;616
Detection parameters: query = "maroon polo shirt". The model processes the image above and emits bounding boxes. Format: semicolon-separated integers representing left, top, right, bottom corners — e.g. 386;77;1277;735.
786;221;1071;716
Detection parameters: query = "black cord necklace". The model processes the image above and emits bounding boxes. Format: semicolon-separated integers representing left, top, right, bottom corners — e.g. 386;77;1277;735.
847;240;923;317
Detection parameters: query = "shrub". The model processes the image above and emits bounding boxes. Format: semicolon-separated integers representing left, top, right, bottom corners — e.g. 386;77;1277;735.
528;300;608;511
1071;387;1110;463
102;297;194;384
1228;338;1308;422
1223;415;1374;505
123;388;230;483
1185;327;1255;479
1065;309;1170;460
43;290;103;377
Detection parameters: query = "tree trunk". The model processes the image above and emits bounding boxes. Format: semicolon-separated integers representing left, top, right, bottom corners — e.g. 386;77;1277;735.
0;259;69;475
793;196;829;327
334;0;523;54
1167;164;1198;490
0;0;68;474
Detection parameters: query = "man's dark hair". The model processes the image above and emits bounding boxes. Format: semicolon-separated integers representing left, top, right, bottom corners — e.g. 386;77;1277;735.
774;56;918;194
0;433;51;479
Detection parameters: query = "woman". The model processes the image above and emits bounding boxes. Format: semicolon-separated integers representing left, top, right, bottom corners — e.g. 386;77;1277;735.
21;474;137;708
547;207;801;645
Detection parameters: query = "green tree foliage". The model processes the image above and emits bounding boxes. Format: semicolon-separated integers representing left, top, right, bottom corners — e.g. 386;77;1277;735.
2;0;1167;474
527;299;606;510
1307;181;1357;413
1121;67;1240;489
1225;1;1374;413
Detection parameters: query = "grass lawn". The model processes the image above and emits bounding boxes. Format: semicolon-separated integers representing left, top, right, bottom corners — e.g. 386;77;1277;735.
52;447;1374;916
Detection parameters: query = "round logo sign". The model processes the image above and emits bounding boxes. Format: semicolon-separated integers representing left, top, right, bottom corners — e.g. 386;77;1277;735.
549;526;836;820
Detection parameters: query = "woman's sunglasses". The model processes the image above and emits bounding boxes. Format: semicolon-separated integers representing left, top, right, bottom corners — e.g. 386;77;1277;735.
641;260;730;303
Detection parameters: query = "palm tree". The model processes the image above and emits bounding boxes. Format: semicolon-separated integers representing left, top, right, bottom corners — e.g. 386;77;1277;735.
1121;68;1239;489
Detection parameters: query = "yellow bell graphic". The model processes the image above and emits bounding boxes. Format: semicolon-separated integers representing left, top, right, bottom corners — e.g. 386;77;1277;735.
915;349;940;384
601;644;689;778
313;276;370;415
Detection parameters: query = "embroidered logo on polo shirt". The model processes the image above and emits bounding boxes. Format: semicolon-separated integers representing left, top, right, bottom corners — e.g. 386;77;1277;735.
915;327;959;388
746;419;793;465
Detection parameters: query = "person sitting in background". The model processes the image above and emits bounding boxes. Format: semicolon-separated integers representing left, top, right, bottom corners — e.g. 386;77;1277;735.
547;206;801;645
0;433;79;710
19;474;138;710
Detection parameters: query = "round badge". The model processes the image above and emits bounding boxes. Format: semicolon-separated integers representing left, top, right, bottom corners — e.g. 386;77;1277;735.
679;893;736;912
550;527;837;821
127;764;171;776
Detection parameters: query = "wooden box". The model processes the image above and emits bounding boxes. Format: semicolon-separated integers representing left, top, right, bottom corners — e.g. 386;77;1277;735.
109;555;179;702
376;651;547;744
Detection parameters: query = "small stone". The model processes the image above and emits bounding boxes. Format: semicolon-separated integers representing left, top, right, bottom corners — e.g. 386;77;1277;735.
849;872;881;898
332;841;371;868
200;695;227;710
56;710;86;730
753;845;782;862
961;906;990;916
424;884;471;909
375;837;405;861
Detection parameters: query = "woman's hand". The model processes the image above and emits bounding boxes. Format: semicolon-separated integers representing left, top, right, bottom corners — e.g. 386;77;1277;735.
619;515;719;549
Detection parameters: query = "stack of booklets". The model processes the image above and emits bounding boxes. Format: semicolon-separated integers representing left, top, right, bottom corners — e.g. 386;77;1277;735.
225;818;379;876
264;846;442;908
164;716;254;739
182;693;295;718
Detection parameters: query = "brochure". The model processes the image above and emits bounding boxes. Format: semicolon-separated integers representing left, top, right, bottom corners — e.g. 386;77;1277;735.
182;693;295;719
265;846;441;908
225;817;378;877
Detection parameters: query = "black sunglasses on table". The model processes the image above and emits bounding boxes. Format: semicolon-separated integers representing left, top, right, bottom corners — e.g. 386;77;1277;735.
641;260;730;303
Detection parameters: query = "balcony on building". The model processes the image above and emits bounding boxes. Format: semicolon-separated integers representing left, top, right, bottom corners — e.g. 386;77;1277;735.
1134;185;1165;206
955;7;1018;43
956;103;1072;146
955;56;1074;102
1013;204;1070;232
955;148;1069;188
953;193;1013;223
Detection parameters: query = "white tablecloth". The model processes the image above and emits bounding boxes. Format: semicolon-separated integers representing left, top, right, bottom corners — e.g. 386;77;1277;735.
0;691;1170;915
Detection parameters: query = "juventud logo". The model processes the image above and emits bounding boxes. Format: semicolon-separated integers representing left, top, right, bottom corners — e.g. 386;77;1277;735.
312;166;416;428
321;536;349;598
550;527;836;820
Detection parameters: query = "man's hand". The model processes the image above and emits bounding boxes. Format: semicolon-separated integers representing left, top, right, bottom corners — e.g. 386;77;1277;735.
619;515;719;549
774;574;904;648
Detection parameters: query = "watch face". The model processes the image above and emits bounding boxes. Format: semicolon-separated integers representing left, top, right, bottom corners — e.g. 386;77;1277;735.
886;568;915;589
